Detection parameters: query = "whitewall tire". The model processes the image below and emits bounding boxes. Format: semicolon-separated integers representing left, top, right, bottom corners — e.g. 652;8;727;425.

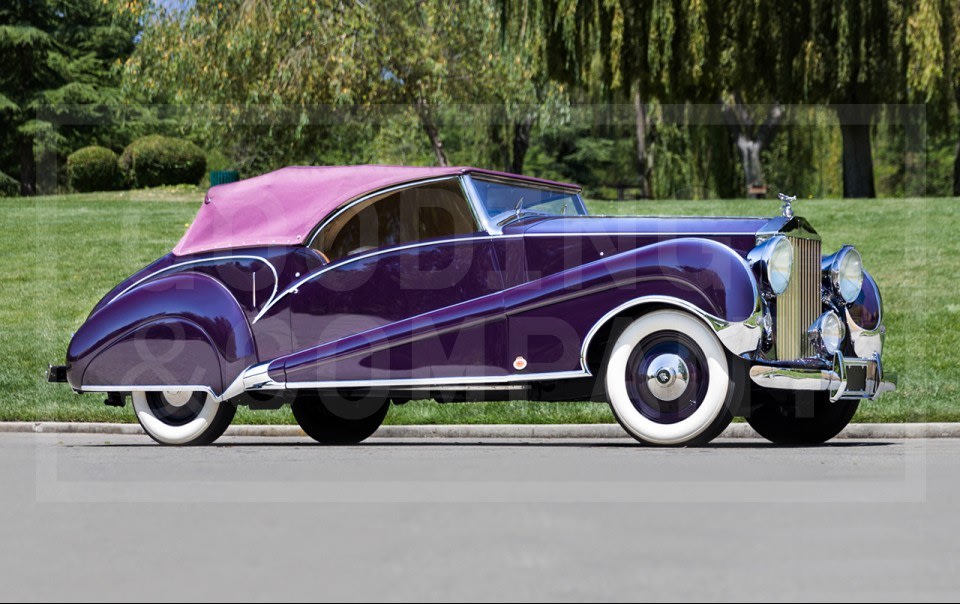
604;309;738;446
132;390;236;445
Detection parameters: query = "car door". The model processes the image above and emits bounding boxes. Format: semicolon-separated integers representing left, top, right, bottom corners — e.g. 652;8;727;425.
282;178;507;384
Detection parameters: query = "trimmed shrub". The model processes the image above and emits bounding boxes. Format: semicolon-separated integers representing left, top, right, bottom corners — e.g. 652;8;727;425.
67;146;122;192
0;170;19;197
119;135;207;188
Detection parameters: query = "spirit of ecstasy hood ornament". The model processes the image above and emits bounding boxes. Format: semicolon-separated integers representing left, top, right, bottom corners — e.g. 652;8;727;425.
778;192;796;219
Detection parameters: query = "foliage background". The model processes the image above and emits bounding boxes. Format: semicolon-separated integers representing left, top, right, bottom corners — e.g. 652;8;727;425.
0;0;957;199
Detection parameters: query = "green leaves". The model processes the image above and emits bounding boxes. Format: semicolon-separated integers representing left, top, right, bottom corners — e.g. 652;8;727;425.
906;0;945;102
0;25;55;50
0;92;18;112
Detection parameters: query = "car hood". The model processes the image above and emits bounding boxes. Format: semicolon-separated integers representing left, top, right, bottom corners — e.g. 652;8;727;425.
510;214;775;237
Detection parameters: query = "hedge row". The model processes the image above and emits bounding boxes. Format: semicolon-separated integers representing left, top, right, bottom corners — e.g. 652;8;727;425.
67;146;122;192
67;135;207;193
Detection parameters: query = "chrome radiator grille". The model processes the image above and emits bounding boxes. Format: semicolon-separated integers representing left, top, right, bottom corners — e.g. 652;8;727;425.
775;236;821;360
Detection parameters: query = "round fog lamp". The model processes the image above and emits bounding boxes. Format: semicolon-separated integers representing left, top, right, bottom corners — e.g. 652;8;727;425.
809;311;846;355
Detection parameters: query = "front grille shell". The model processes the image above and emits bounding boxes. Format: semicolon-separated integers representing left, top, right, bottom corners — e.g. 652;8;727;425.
755;216;823;361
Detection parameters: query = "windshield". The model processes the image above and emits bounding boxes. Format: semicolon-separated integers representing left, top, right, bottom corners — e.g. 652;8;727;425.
470;178;588;222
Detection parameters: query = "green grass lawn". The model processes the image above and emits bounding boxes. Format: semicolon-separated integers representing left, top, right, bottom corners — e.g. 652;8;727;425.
1;188;956;424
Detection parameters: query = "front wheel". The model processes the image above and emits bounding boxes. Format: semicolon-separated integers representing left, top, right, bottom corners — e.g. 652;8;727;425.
292;391;389;445
746;390;859;445
604;309;744;446
132;390;236;445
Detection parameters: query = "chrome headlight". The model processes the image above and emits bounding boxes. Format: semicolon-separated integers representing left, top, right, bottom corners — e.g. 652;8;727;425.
823;245;863;303
808;311;846;355
748;235;794;295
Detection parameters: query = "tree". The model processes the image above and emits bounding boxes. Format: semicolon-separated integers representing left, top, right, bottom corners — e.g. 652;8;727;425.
935;0;960;196
507;0;722;198
486;0;566;174
126;0;529;171
0;1;139;195
719;1;942;199
361;0;496;167
511;0;952;199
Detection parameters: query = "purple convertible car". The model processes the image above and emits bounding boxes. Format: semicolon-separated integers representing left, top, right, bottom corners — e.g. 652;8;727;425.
48;165;894;446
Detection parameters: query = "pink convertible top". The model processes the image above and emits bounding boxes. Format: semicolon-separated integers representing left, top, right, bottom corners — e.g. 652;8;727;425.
173;165;579;256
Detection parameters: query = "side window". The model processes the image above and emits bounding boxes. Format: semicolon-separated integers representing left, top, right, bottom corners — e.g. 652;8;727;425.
312;180;478;261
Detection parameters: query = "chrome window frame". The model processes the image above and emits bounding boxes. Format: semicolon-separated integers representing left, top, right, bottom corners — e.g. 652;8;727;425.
460;174;586;236
304;175;485;251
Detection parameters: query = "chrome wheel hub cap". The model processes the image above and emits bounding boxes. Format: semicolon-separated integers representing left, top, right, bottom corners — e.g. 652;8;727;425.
161;390;194;408
644;354;689;402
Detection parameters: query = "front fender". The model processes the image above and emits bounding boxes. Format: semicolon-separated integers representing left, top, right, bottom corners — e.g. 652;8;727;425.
504;238;760;373
847;270;882;331
66;272;258;394
844;269;884;359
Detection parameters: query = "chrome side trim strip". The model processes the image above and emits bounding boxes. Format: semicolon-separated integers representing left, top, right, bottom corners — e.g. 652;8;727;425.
239;363;589;391
80;363;252;402
108;254;279;313
393;384;529;392
78;384;222;399
79;368;587;399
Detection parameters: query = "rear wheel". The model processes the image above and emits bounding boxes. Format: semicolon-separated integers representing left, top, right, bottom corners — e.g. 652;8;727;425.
746;390;859;445
604;310;744;446
291;391;389;445
132;390;236;445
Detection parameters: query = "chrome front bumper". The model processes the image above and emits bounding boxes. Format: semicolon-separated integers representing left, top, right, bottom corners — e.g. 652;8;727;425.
749;352;896;402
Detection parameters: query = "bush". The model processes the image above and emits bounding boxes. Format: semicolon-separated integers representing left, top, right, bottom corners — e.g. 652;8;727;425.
0;171;19;197
66;146;122;192
119;135;207;188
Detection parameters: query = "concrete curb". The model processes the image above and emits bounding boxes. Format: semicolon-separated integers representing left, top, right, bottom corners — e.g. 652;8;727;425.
1;421;960;439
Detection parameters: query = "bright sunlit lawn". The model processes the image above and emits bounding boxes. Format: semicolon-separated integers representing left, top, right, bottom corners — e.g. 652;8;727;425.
0;188;955;424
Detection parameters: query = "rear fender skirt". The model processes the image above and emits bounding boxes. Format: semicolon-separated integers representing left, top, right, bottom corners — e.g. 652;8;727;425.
67;272;257;394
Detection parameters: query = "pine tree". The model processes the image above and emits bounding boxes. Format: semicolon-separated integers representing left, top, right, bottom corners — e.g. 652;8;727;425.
0;1;138;195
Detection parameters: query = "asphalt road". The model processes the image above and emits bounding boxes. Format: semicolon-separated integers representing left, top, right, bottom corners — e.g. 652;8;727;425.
1;433;958;602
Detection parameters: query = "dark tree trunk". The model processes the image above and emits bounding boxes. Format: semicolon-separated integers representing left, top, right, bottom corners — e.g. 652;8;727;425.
838;122;876;198
633;90;653;199
509;114;534;174
415;97;449;167
721;94;782;198
953;139;960;197
18;135;35;196
836;106;876;199
17;42;35;196
488;112;510;173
